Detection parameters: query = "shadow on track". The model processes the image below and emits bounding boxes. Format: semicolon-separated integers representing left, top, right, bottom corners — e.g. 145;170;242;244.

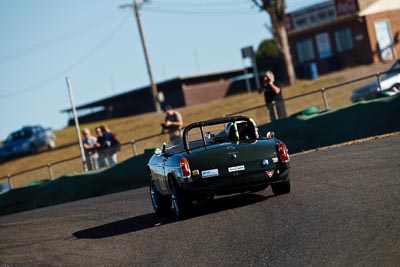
72;192;273;239
72;212;176;239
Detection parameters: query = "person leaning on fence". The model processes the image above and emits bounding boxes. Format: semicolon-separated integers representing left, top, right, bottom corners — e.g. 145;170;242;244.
258;71;287;121
100;124;120;166
82;128;99;170
161;104;183;144
99;124;121;153
94;127;107;168
95;126;119;168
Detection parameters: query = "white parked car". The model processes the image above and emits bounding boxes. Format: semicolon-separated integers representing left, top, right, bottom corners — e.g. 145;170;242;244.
351;60;400;102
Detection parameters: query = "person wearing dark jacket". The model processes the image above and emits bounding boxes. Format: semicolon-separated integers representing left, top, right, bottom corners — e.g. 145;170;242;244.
258;71;287;121
95;125;119;168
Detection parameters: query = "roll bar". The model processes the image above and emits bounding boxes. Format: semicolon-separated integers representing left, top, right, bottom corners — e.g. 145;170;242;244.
182;115;253;153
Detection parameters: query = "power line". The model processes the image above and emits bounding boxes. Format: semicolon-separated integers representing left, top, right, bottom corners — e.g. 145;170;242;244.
0;0;323;99
0;15;130;99
149;1;249;7
149;0;245;4
138;0;258;16
0;9;121;64
143;7;258;16
287;0;328;10
142;0;324;16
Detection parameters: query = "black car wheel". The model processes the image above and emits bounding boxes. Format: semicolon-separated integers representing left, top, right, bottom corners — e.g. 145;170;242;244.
169;177;190;219
271;177;291;195
29;144;37;154
150;179;171;214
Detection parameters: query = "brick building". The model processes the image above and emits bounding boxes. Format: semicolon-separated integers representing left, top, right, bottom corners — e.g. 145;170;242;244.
286;0;400;78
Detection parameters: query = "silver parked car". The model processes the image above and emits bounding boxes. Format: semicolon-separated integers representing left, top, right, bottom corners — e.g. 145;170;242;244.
351;60;400;102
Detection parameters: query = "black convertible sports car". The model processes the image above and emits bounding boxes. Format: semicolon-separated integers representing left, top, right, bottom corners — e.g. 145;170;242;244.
148;115;291;218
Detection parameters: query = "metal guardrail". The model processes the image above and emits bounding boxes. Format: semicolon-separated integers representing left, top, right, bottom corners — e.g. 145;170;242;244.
226;69;397;116
0;130;177;189
1;155;81;189
1;68;397;190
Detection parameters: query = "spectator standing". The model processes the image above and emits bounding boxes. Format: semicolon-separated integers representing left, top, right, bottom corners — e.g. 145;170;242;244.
161;105;183;144
100;124;119;165
82;128;99;170
258;71;287;121
96;124;119;167
94;127;107;168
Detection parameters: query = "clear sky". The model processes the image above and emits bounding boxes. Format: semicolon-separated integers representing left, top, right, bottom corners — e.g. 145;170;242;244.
0;0;326;141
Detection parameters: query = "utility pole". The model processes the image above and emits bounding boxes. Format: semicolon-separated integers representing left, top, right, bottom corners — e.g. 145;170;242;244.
65;77;88;172
121;0;161;113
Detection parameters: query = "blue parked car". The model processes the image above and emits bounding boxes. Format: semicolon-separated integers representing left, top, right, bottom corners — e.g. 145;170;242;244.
0;125;56;162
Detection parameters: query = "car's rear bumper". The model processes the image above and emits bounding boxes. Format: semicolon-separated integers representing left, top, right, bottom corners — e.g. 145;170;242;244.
179;167;289;198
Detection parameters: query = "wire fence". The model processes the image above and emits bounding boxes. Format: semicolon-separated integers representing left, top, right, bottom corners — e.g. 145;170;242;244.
1;69;397;190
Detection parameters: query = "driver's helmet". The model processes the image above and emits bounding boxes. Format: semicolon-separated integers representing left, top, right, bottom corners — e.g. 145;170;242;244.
225;119;258;141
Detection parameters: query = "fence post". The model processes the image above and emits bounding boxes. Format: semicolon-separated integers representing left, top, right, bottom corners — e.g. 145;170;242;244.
7;174;13;190
271;101;278;121
131;140;137;156
48;163;54;180
376;72;382;91
321;88;329;110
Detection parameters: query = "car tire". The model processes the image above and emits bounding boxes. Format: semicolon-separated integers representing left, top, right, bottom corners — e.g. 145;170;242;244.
271;177;291;195
150;179;171;214
29;144;37;154
169;177;190;219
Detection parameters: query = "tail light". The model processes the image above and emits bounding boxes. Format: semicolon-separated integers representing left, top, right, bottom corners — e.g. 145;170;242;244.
277;142;289;162
266;131;275;138
180;157;191;177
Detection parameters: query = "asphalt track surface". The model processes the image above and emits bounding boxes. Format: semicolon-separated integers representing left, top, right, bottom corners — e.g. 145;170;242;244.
0;135;399;266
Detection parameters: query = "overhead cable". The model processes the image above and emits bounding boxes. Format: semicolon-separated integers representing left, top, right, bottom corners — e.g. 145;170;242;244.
0;9;121;64
0;15;130;99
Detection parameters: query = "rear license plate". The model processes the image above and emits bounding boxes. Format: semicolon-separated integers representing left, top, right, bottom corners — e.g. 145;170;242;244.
202;169;219;178
228;165;245;172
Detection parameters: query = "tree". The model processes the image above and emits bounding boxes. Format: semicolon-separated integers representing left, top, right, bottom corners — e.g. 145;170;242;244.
256;39;287;82
251;0;296;85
